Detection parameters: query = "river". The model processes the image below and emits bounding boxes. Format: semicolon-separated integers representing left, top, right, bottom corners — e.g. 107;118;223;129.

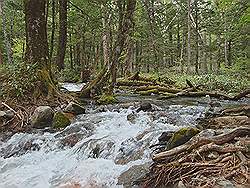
0;84;249;188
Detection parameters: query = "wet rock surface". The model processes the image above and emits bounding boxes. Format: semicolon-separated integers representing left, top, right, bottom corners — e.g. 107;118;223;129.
64;102;86;115
52;111;71;129
30;106;54;128
118;163;151;188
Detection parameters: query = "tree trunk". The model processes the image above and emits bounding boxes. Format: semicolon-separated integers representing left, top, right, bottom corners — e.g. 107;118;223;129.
209;33;212;72
24;0;49;68
24;0;55;97
124;37;134;77
0;0;13;64
228;39;232;67
224;38;228;67
187;0;191;73
56;0;67;71
49;0;56;64
194;1;199;74
180;27;186;73
203;32;208;73
101;4;110;68
217;34;221;72
177;21;181;61
0;48;3;64
109;0;136;92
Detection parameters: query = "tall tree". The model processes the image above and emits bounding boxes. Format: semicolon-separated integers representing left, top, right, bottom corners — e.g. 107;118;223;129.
56;0;67;71
24;0;55;97
187;0;191;73
0;0;13;64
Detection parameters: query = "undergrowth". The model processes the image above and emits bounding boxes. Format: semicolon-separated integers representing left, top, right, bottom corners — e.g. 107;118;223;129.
0;62;38;98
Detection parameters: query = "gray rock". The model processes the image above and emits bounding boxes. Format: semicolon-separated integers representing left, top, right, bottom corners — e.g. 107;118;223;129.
118;163;150;188
30;106;54;128
136;102;152;112
216;179;235;188
0;110;14;120
64;102;85;115
127;112;137;124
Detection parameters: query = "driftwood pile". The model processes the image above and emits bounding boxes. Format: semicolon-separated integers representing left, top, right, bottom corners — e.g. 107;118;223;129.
117;72;250;101
141;106;250;188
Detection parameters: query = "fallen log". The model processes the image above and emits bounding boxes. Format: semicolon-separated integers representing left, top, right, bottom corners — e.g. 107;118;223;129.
135;85;182;94
158;90;250;101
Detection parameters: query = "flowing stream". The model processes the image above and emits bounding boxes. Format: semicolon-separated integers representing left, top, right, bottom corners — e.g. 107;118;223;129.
0;84;249;188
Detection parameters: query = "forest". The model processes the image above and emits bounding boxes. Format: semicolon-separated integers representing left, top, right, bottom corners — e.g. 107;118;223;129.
0;0;249;188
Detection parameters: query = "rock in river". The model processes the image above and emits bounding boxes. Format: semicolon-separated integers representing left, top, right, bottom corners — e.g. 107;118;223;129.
167;127;200;150
31;106;54;128
64;102;86;115
52;111;71;129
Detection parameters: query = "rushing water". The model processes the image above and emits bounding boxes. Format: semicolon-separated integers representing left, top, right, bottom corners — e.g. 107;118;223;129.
1;84;249;188
0;104;206;188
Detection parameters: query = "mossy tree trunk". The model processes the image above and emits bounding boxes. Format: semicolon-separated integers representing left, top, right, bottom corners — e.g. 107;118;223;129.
24;0;56;98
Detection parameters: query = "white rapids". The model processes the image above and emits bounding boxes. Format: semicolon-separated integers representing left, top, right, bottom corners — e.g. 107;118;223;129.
0;105;206;188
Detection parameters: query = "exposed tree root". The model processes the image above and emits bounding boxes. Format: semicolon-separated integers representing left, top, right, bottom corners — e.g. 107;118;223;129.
141;127;250;188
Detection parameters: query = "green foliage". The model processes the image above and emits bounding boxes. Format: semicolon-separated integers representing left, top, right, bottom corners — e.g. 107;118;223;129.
59;67;81;83
168;71;249;94
0;62;38;98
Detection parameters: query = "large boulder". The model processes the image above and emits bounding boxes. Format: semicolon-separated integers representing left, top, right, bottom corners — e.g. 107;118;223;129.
30;106;54;128
64;102;85;115
52;111;71;129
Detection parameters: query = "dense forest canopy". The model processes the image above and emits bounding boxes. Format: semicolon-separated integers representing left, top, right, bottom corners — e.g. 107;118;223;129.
0;0;249;99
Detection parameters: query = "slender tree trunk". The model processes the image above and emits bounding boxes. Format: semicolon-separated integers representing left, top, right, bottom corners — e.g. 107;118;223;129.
177;21;181;60
101;4;110;68
228;39;232;67
144;0;158;72
56;0;67;71
124;38;133;77
224;38;228;67
49;0;56;63
180;27;186;73
187;0;191;73
194;1;199;74
0;0;13;64
209;33;212;72
203;32;208;73
169;27;173;66
0;48;3;64
217;34;221;72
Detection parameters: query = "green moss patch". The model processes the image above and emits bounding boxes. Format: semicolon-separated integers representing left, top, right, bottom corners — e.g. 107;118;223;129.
52;111;71;129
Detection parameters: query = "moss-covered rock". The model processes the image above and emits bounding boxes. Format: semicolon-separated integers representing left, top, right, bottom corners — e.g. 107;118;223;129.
167;127;200;150
97;94;118;105
52;111;71;129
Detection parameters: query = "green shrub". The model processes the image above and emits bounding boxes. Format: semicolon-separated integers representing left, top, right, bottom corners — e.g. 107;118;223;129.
0;62;38;98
